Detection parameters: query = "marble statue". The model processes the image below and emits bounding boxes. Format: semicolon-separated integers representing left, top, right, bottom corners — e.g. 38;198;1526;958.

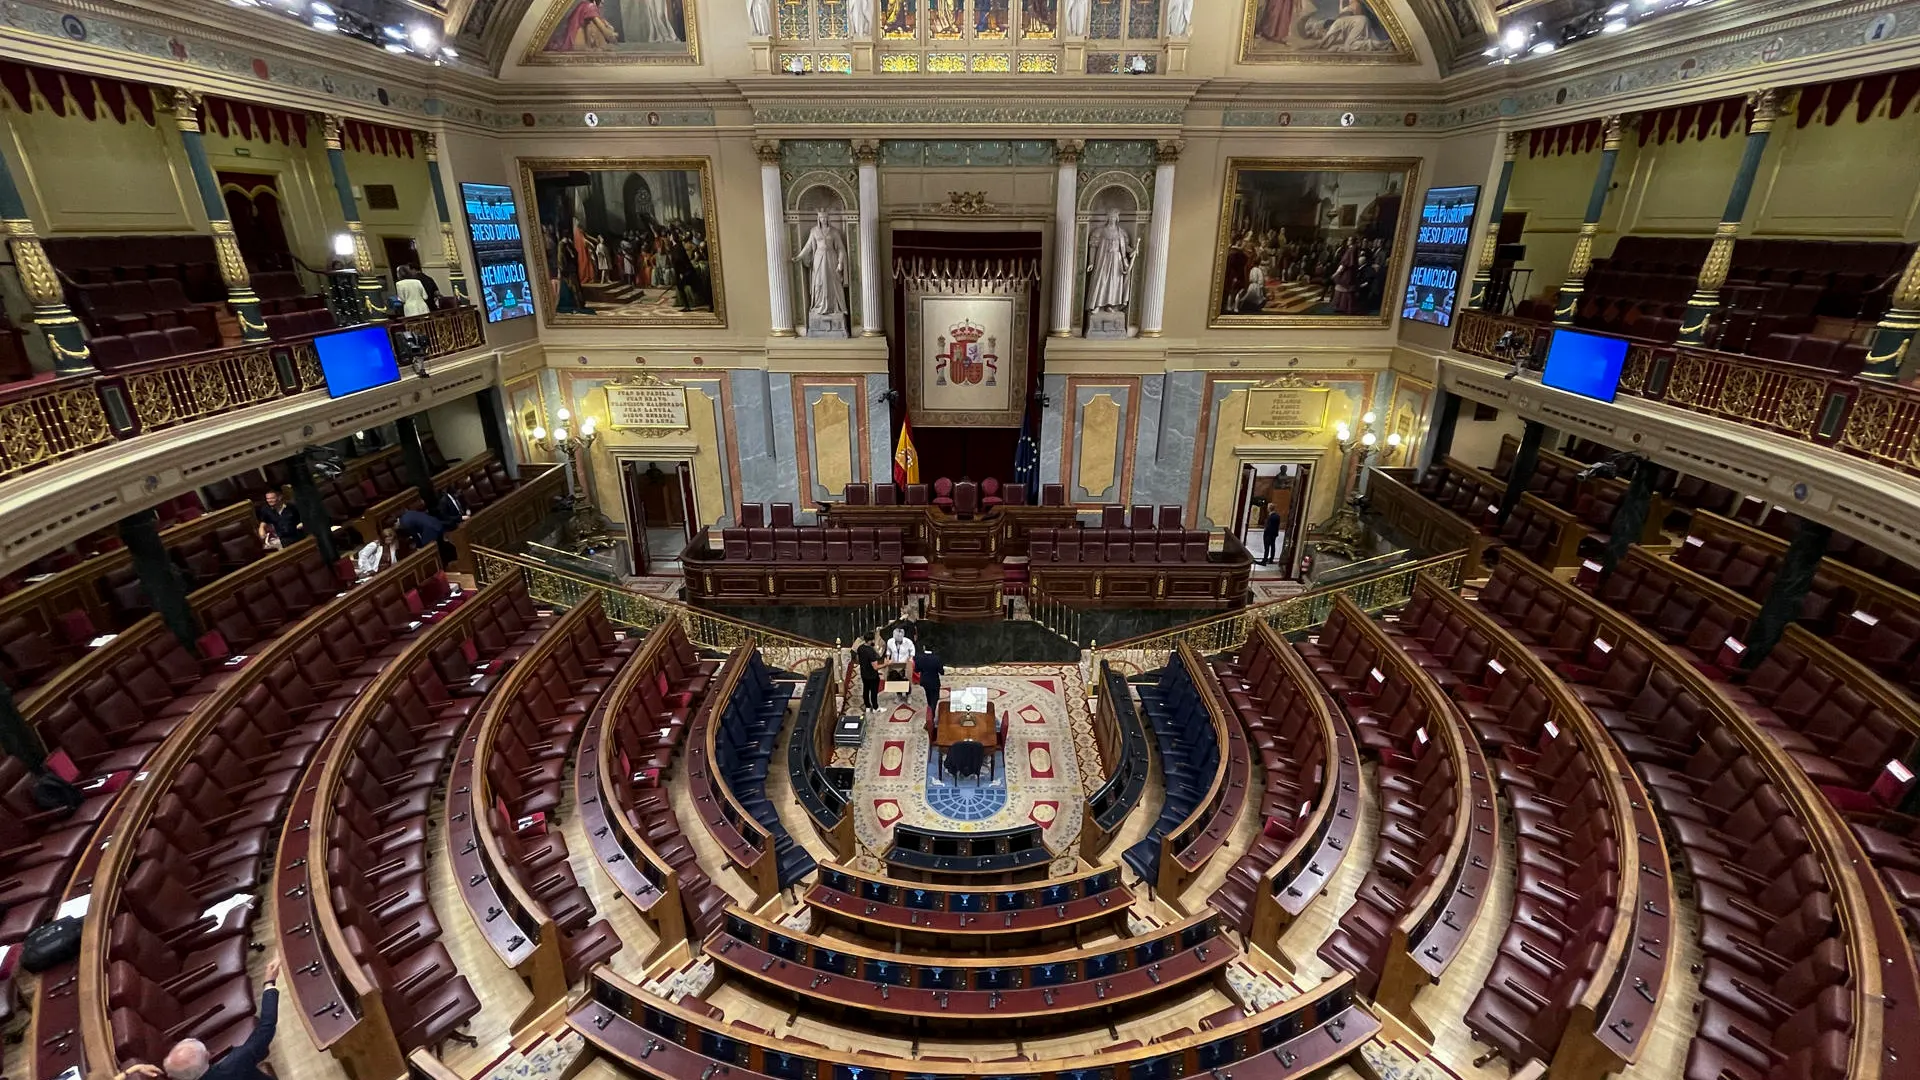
1085;210;1135;312
1063;0;1089;36
747;0;771;37
794;210;849;331
1167;0;1193;35
847;0;874;38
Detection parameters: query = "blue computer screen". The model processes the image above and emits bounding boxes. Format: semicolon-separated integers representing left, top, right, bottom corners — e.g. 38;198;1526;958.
1541;328;1630;403
314;325;400;398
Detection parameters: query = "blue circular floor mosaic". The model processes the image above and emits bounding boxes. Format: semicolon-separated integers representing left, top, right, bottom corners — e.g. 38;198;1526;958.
923;749;1008;822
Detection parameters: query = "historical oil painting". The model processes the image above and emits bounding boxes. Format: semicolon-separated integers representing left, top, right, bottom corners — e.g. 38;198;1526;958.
1238;0;1414;62
521;158;727;328
526;0;699;63
1209;159;1419;328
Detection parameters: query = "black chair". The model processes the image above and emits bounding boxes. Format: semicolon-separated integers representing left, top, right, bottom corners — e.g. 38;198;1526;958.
944;739;986;786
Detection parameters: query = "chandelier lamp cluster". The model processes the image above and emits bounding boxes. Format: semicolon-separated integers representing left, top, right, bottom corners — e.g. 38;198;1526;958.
1487;0;1714;64
228;0;459;64
528;408;617;554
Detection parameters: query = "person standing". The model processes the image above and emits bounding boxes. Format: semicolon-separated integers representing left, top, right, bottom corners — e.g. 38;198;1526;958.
1262;505;1282;566
884;626;917;701
255;489;304;549
855;632;882;713
395;269;430;318
914;647;943;714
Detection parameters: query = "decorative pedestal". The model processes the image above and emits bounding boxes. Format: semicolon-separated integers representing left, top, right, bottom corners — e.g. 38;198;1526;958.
1084;310;1128;339
807;313;849;337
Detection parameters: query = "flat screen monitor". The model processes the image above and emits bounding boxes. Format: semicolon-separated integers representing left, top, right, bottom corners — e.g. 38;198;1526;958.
1542;328;1630;403
314;325;400;398
458;181;534;324
1400;184;1481;328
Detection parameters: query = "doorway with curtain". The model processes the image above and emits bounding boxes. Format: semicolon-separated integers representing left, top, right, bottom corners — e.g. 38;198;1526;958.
1237;463;1313;580
218;171;295;273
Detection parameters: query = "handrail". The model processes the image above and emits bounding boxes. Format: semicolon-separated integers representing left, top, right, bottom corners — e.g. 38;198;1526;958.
294;575;513;1075
1418;572;1670;1075
1093;549;1470;670
811;857;1123;900
464;600;596;1020
1248;619;1360;955
1333;591;1495;1037
573;962;1371;1080
582;619;689;952
1508;551;1897;1080
1684;508;1920;627
0;305;485;486
474;545;837;661
1160;641;1249;901
76;546;442;1080
684;640;777;900
1452;308;1920;484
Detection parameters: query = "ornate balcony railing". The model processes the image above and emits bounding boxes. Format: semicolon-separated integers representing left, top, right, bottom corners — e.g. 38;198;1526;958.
1087;550;1470;676
0;305;484;485
1451;309;1920;482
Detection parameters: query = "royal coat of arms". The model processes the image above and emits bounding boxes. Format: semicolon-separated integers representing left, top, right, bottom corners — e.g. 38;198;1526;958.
934;320;997;387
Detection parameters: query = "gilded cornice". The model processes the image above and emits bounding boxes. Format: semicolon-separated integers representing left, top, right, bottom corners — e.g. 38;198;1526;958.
2;0;1917;140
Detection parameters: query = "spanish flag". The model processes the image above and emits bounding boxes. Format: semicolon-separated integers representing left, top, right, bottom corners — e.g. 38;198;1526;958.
893;414;920;487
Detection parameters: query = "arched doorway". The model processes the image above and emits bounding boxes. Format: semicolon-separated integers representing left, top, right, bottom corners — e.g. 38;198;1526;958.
218;171;294;272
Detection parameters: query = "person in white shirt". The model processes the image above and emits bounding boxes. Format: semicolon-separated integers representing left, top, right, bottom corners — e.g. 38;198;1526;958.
396;271;431;317
883;626;916;697
354;525;405;579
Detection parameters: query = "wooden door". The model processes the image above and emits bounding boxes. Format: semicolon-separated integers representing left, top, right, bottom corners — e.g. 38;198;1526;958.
1229;464;1255;539
677;462;700;545
622;460;651;576
1280;463;1312;578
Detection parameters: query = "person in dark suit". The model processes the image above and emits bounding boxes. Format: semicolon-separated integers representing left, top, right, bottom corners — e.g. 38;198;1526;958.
399;507;456;563
156;959;279;1080
914;648;943;713
855;632;882;713
435;490;470;527
1261;506;1282;565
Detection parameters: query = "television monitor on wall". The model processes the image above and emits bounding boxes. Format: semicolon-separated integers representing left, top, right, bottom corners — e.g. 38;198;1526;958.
458;182;534;324
1541;328;1630;403
314;325;400;398
1400;184;1481;328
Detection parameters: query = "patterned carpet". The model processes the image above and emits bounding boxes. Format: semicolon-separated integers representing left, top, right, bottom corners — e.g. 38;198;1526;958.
849;665;1105;872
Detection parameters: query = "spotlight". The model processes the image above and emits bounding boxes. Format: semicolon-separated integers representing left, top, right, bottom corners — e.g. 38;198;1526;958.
332;233;355;258
408;25;438;51
1502;25;1528;50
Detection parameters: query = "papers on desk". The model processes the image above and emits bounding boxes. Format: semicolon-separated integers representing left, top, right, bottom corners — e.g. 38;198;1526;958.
88;634;118;648
57;894;90;920
950;687;989;714
200;892;256;932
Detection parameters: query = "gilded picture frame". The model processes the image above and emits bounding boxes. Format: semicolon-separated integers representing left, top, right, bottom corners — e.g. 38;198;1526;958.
1237;0;1417;64
522;0;701;65
1208;157;1421;330
519;157;728;329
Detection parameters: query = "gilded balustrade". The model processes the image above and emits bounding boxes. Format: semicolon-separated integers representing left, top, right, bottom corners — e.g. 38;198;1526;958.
473;545;838;671
1088;549;1467;674
0;305;483;485
1838;379;1920;478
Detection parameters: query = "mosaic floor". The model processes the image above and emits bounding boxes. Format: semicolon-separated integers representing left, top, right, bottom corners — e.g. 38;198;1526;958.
848;665;1106;872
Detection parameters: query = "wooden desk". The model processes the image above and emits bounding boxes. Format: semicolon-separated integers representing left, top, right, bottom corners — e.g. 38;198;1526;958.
935;701;997;750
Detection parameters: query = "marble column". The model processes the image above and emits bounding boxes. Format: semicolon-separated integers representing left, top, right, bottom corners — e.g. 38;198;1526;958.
758;140;795;337
1138;140;1179;337
1680;90;1781;345
1865;245;1920;379
1467;132;1522;311
1553;115;1627;327
0;133;90;373
423;133;469;299
171;89;269;342
855;140;883;337
322;115;388;320
1050;140;1082;338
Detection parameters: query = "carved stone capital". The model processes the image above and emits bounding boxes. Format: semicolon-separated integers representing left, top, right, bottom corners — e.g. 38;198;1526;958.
1747;88;1781;134
852;139;880;166
323;114;345;151
754;139;782;165
1600;114;1628;151
1154;139;1183;165
1055;139;1084;165
170;88;203;133
422;131;440;160
1503;131;1524;160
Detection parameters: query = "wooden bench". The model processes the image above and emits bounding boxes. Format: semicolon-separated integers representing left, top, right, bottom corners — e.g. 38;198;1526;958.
805;860;1131;949
1082;660;1150;859
1160;641;1252;901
